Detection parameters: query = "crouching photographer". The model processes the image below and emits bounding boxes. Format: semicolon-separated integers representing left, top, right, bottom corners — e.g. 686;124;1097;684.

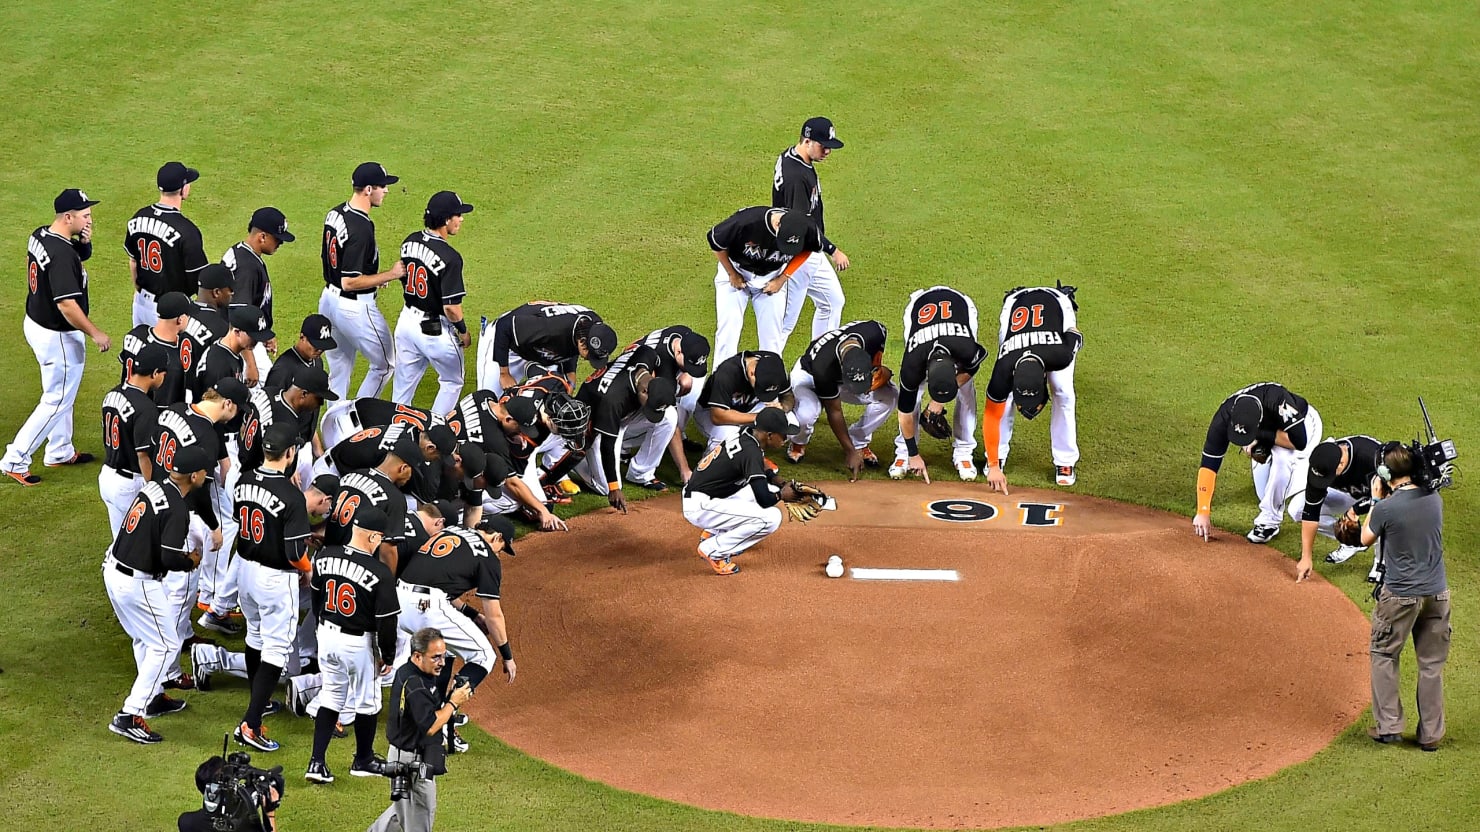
367;627;474;832
1358;438;1454;752
178;753;284;831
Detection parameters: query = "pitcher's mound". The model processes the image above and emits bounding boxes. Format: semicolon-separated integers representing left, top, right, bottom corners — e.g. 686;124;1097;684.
468;481;1369;829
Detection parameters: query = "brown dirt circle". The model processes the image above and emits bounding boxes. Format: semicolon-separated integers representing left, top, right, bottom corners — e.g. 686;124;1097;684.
465;481;1370;829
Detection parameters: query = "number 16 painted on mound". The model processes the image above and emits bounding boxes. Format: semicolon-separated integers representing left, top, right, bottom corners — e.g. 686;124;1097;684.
925;498;1063;527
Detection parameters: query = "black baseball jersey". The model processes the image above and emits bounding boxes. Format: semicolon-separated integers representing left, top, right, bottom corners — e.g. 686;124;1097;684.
898;286;987;411
447;391;518;485
400;527;502;600
311;544;398;634
772;147;835;252
707;206;824;276
329;422;419;474
119;328;188;406
266;347;325;392
124;204;208;296
636;325;696;380
192;342;245;403
152;403;225;530
984;288;1081;403
236;387;305;472
1301;435;1384;522
112;480;195;574
579;345;662;437
325;468;407;547
189;301;231;347
223;242;275;329
101;383;160;475
800;320;888;400
234;468;312;570
25;227;91;331
1200;382;1313;472
349;398;441;434
399;231;466;315
322;203;379;297
685;430;769;500
489;303;602;373
699;351;788;413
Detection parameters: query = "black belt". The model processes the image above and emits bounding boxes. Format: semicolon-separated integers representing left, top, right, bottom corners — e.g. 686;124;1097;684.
321;620;367;637
114;561;164;581
104;465;138;479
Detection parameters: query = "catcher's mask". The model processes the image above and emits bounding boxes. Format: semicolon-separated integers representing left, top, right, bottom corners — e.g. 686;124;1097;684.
546;392;592;451
925;353;958;404
1011;356;1048;420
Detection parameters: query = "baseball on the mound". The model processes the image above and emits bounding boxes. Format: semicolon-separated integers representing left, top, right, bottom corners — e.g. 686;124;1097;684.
825;555;845;579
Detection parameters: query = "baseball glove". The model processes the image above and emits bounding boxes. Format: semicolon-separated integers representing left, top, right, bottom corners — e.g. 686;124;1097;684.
919;407;951;440
1334;514;1363;547
870;365;893;392
779;479;828;523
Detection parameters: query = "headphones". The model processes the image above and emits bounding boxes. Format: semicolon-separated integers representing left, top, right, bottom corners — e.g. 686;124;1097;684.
1376;440;1406;483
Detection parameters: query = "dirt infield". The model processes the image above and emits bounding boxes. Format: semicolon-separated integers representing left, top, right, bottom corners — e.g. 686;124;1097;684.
466;481;1370;829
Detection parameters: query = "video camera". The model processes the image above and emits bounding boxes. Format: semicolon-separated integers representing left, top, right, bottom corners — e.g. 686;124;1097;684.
1409;398;1458;491
201;741;284;832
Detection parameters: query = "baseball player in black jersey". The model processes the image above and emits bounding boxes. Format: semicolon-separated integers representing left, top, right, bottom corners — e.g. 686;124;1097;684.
980;284;1084;490
1193;382;1324;544
192;263;235;341
225;206;295;387
774;116;851;349
104;444;210;744
707;206;823;363
636;325;712;481
232;423;315;753
890;286;989;485
118;291;200;406
238;371;337;484
4;189;111;486
685;350;793;451
267;314;337;392
100;344;170;538
192;307;273;402
683;408;802;574
477;301;618;394
570;344;680;511
318;397;443;462
126;162;208;326
392;191;475;413
320;162;406;401
306;506;400;784
787;320;896;479
1292;435;1386;580
449;392;567;531
327;432;417;575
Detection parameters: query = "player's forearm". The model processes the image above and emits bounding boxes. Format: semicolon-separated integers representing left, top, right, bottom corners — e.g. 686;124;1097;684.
714;251;743;281
709;408;752;427
1300;520;1318;560
825;403;851;448
1195;467;1218;514
505;477;546;515
667;431;692;478
128;258;139;290
340;270;396;291
136;451;154;480
462;502;482;529
484;599;509;648
377;540;399;576
56;300;101;338
442;303;464;323
982;399;1007;468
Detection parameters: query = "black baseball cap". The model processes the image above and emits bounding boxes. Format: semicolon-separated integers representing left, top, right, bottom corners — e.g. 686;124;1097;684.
157;161;200;192
475;514;518;556
352;162;399;188
156;292;194;319
353;506;390;535
426;425;456;456
228;306;274;342
426;191;474;219
642;377;677;422
456;442;487;490
840;348;873;396
54;188;99;214
1227;395;1263;446
585;322;618;364
291;366;339;401
262;422;300;455
755;406;801;437
801;116;844;149
774;211;812;256
751;352;789;402
301;314;337;350
131;343;171;376
249;207;295;243
197;263;234;290
925;354;958;404
214;378;250;409
389;432;423;464
503;395;540;429
310;474;340;500
679;331;710;377
1011;357;1048;420
1306;441;1343;490
169;445;213;474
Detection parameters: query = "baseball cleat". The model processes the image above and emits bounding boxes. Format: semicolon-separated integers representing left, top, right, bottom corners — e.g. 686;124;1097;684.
448;727;470;754
1055;466;1077;486
786;443;807;464
699;530;715;544
199;611;244;635
190;643;220;691
262;699;286;717
235;722;280;752
44;452;95;467
5;471;41;486
146;694;188;717
699;548;739;575
542;484;573;505
286;676;309;717
859;448;881;468
888;458;909;480
304;760;335;784
629;478;669;492
332;722;348;739
1245;524;1280;544
557;477;581;496
1325;544;1365;564
350;753;387;777
956;460;979;481
109;713;163;745
452;712;470;728
163;673;195;691
762;458;779;474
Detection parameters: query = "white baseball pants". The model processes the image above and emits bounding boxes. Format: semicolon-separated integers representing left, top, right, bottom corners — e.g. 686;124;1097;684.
103;557;182;717
315;623;382;716
392;583;494;673
197;461;240;615
1251;406;1324;528
572;409;678;493
778;251;845;351
993;358;1080;468
99;467;145;541
391;307;466;414
2;317;86;472
239;560;302;666
789;361;896;449
684;488;783;559
893;378;979;465
132;289;158;328
320;287;395;401
712;263;786;366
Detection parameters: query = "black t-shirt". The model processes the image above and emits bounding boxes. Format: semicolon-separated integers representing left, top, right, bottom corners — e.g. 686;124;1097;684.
399;231;466;315
707;206;823;276
1200;382;1312;472
1302;435;1383;522
112;480;194;573
101;383;160;475
400;526;502;599
490;303;602;373
322;202;380;296
699;351;787;413
124;204;208;296
325;469;407;547
25;227;90;331
800;320;888;400
153;404;226;480
772;147;835;252
685;430;769;500
385;663;448;774
311;545;398;633
223;241;274;329
189;302;231;348
898;286;986;412
266;348;323;391
984;288;1081;403
234;468;312;570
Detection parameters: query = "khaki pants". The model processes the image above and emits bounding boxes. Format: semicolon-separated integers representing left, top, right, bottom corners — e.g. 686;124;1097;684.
1370;586;1452;743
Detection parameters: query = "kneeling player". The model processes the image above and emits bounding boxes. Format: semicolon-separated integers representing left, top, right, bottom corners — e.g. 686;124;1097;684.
681;408;801;575
1293;435;1383;580
786;319;895;479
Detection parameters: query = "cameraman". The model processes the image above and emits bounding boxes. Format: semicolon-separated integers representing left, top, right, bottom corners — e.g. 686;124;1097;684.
367;627;473;832
179;756;280;832
1361;442;1451;752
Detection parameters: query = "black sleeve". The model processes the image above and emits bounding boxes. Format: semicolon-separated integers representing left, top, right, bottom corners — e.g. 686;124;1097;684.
984;356;1013;403
405;684;442;736
441;254;466;304
188;486;219;531
339;227;373;277
491;315;514;364
599;433;619;486
751;477;779;508
72;238;92;262
476;554;502;599
960;342;988;377
540;447;582;485
1201;406;1229;472
377;615;398;662
707;211;742;252
702;368;739;410
50;257;85;301
132;408;159;453
1301;483;1329;523
183;226;209;272
160;506;196;571
776;169;811;215
1285;419;1309;450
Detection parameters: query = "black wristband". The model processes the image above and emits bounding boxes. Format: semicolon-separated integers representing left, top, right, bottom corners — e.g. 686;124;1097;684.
452;318;468;334
497;642;513;662
905;436;919;456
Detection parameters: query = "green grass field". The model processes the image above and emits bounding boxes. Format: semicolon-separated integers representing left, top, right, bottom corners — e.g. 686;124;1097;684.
1;1;1475;829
